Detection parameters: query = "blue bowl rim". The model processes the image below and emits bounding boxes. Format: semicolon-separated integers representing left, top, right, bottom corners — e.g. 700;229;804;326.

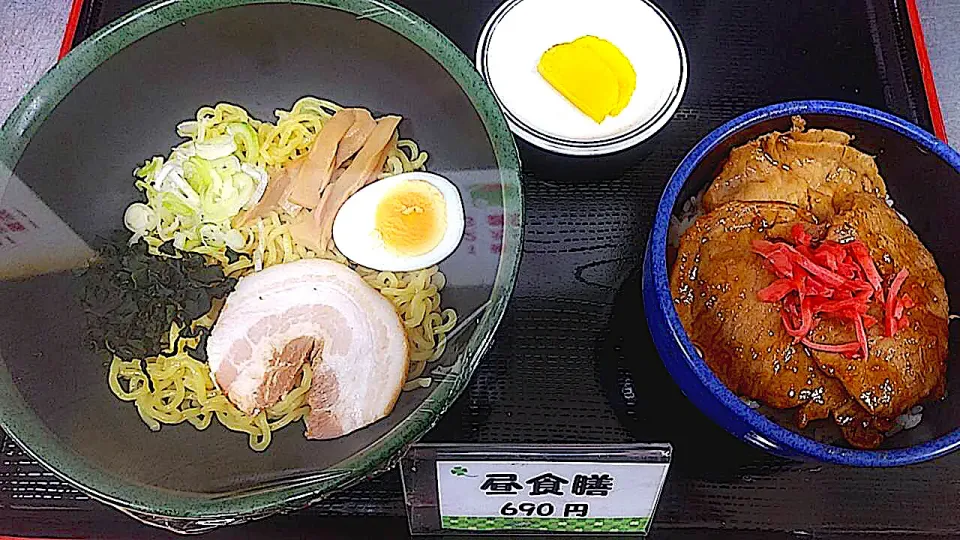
649;99;960;466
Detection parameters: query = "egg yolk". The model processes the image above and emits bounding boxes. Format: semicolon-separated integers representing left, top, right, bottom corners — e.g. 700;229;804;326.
374;181;447;257
537;35;636;123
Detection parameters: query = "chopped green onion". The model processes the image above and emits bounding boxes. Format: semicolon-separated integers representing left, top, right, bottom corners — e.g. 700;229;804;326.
123;203;158;234
194;134;237;160
176;120;199;138
227;122;260;164
126;113;265;258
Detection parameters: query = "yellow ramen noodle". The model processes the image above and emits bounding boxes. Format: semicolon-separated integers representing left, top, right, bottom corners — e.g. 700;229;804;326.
110;98;456;451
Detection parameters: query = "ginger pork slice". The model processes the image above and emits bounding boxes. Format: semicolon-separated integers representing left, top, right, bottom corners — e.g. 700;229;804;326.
670;201;848;412
810;193;948;420
703;116;887;221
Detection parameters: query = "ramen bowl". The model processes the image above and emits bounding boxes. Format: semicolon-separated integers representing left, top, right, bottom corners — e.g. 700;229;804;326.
644;100;960;466
0;0;521;531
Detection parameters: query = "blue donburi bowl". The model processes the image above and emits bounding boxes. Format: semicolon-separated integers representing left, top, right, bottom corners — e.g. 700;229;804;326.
643;100;960;466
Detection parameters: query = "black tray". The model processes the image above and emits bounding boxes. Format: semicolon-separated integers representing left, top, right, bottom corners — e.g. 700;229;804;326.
2;0;949;538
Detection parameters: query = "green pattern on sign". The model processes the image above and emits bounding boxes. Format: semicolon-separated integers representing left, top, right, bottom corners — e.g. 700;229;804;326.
441;516;650;532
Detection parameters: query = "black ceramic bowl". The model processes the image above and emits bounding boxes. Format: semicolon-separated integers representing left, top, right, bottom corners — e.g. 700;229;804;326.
644;101;960;466
0;0;521;531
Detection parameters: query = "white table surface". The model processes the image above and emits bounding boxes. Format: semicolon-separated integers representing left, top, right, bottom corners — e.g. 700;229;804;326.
914;0;960;146
0;0;72;123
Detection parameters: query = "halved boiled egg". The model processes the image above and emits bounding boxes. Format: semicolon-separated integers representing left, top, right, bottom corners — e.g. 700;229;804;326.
332;171;465;272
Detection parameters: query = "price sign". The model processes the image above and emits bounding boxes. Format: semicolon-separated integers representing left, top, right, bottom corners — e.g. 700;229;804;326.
401;444;671;536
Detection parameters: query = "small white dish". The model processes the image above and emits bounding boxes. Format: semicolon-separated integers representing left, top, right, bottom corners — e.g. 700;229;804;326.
476;0;688;156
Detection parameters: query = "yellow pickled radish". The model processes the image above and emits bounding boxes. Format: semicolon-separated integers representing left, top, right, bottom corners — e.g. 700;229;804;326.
537;41;620;124
578;36;636;115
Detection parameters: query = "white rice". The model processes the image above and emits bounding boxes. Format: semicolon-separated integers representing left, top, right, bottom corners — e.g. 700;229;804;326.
887;405;923;436
740;397;761;409
886;195;910;225
668;192;704;249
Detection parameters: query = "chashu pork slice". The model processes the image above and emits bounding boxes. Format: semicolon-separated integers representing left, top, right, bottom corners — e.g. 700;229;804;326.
206;259;409;439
